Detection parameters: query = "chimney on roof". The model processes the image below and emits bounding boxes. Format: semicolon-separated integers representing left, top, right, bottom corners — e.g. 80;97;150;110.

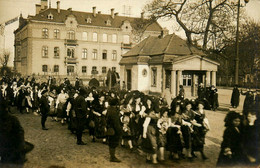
93;7;96;17
56;0;60;13
141;12;144;19
36;4;41;14
111;8;115;19
41;0;48;10
49;0;51;8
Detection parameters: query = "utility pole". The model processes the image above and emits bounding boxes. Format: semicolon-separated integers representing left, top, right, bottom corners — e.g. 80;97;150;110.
235;0;249;85
235;0;241;85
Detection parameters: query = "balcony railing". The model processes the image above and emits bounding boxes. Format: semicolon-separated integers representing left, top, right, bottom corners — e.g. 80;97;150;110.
91;70;99;75
65;39;78;46
121;43;132;49
64;57;78;64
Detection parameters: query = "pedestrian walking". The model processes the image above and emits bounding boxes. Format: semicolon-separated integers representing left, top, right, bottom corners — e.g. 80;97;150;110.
231;85;240;108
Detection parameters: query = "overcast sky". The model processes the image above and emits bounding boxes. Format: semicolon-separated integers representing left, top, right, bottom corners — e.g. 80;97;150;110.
0;0;260;66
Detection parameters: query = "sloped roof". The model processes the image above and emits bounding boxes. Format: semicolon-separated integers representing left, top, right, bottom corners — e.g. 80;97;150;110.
123;34;205;57
28;8;162;31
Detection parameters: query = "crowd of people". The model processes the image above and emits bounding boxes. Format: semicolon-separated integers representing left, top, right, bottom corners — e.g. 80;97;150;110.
0;75;259;167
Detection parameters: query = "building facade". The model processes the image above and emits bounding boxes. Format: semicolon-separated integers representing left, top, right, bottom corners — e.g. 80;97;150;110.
14;0;162;80
119;34;220;98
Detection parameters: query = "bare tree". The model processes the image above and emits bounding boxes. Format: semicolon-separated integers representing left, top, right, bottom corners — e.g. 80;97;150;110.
0;50;10;68
131;17;156;43
144;0;240;50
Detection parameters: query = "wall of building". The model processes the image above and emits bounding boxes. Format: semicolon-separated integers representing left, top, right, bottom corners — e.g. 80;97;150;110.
136;64;150;92
131;65;138;90
14;8;162;78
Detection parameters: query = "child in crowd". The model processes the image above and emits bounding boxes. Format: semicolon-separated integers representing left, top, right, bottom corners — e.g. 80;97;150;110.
217;111;245;166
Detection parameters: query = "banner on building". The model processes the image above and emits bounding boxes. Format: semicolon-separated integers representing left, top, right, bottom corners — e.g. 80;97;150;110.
5;17;18;26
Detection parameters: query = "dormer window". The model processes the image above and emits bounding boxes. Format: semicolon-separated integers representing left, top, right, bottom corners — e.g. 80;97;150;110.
86;17;92;23
47;13;53;20
106;19;111;26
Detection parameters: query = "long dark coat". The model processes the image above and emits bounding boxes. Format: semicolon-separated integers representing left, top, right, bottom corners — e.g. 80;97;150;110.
231;88;240;107
217;126;245;166
107;105;122;148
241;91;254;116
74;95;87;130
39;95;50;115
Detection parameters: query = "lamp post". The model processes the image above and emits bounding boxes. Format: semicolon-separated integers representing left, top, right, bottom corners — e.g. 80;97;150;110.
235;0;249;85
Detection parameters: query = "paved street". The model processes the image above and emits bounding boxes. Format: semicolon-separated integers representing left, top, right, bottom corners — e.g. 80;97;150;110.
9;109;224;168
3;89;248;168
15;111;229;167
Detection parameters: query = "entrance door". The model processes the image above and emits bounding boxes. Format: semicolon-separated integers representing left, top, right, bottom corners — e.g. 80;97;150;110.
126;69;131;90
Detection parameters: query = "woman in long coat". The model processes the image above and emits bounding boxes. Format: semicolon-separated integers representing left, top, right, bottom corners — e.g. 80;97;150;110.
231;85;240;108
106;98;122;162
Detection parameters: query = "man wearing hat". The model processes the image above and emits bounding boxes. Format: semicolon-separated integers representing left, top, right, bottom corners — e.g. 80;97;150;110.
39;90;49;130
73;88;88;145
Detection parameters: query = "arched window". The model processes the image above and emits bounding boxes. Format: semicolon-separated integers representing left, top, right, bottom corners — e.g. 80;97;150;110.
103;34;108;42
102;50;107;60
93;32;98;42
67;48;75;58
86;17;92;23
67;30;75;40
112;50;117;60
82;48;87;59
92;49;97;59
82;32;88;41
112;34;117;43
42;46;48;57
42;28;48;38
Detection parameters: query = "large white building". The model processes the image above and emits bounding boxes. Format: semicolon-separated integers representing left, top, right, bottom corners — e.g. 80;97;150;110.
14;0;163;81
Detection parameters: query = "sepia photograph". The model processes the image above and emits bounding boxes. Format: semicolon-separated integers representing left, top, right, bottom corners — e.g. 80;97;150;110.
0;0;259;167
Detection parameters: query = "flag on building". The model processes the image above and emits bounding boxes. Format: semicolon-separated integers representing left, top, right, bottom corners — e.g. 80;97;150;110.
0;24;5;36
